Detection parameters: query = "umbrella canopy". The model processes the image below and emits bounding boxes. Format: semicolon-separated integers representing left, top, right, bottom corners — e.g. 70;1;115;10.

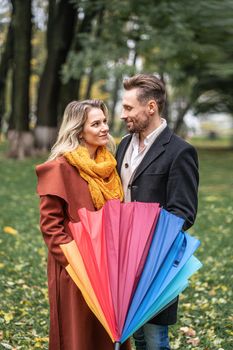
60;199;202;348
121;231;201;341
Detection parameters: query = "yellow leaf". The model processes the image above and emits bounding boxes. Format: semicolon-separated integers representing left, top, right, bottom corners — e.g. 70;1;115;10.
0;263;5;269
3;226;18;235
4;312;14;323
205;195;219;202
37;248;46;257
34;337;49;342
34;342;42;347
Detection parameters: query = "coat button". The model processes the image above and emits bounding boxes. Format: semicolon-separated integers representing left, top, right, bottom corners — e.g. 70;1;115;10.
124;163;129;168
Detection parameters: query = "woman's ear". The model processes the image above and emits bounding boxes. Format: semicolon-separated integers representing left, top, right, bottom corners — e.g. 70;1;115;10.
78;133;83;142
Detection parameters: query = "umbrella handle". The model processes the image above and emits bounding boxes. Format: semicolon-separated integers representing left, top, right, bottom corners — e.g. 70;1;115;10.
173;233;187;267
114;342;121;350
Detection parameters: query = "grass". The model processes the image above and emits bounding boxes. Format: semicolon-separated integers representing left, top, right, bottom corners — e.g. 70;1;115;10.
169;149;233;349
0;145;233;349
187;136;233;149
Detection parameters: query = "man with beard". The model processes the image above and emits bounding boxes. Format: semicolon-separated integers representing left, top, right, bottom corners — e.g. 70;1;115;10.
116;74;199;350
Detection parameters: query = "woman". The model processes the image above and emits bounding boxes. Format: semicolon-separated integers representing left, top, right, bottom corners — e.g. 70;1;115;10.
36;100;131;350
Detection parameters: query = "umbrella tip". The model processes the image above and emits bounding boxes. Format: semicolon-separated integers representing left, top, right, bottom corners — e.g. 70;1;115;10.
114;341;121;350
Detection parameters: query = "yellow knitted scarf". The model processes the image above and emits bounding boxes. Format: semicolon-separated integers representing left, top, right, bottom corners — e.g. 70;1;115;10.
64;146;124;209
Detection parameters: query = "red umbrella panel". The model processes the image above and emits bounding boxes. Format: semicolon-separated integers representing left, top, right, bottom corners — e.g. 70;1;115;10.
103;200;161;335
67;200;161;340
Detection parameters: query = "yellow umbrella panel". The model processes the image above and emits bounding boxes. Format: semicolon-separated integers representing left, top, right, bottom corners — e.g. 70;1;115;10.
60;240;114;341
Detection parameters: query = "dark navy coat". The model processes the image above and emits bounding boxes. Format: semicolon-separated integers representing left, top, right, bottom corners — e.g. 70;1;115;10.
116;126;199;325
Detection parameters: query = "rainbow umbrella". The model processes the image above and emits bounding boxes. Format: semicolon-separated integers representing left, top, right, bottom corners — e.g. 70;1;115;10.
60;200;201;349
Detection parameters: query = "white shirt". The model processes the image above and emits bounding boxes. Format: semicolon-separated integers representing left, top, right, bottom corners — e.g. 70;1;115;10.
130;118;167;172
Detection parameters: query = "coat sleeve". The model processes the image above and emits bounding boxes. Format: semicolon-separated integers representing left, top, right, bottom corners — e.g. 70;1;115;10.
39;194;73;267
166;145;199;230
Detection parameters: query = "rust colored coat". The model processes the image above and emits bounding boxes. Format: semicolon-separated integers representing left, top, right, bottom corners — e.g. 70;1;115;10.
36;156;131;350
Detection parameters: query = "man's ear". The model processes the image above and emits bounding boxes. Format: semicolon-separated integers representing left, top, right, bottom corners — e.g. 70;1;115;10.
147;100;157;115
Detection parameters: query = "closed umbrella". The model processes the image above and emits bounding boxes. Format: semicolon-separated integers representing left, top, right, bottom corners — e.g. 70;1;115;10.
60;200;201;349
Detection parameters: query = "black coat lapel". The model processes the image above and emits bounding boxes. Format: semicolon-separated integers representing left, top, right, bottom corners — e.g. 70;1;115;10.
132;126;173;182
116;134;132;174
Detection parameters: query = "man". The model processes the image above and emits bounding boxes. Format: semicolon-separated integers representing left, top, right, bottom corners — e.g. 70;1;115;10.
116;74;199;350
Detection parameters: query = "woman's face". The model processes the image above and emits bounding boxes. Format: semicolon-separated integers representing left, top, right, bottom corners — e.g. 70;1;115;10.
80;107;109;154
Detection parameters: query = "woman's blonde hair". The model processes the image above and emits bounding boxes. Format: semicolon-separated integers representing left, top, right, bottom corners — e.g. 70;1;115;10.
48;99;115;160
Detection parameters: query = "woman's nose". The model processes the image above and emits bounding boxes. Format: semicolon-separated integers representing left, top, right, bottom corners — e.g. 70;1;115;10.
102;123;109;131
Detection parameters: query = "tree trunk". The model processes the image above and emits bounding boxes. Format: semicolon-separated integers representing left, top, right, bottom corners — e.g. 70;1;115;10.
109;76;120;132
35;0;77;149
8;0;33;158
173;102;191;135
0;21;13;133
85;68;94;99
59;0;104;113
159;72;170;125
7;130;35;159
59;78;82;120
84;5;105;101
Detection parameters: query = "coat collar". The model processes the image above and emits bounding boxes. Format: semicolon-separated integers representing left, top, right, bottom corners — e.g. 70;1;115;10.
116;134;132;174
117;126;173;181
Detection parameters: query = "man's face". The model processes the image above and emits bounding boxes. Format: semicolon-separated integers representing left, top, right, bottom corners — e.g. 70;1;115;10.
121;88;150;133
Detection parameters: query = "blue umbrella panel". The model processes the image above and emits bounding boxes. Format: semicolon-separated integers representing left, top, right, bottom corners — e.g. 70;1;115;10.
121;209;202;342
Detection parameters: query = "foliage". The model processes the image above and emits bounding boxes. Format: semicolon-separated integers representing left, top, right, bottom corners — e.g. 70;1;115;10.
0;142;233;349
63;0;233;134
1;0;232;142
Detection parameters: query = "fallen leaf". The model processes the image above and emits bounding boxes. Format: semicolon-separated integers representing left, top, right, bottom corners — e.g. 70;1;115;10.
0;342;13;349
180;326;196;337
3;226;18;235
34;337;49;342
3;312;14;323
205;195;219;202
187;337;200;346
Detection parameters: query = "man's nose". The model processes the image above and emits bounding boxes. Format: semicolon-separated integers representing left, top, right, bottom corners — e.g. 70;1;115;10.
120;110;127;120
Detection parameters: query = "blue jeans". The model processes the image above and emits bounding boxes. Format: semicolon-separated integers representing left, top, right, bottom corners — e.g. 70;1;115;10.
133;324;170;350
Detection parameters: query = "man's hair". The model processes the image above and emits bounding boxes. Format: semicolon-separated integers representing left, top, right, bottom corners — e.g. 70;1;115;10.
123;74;166;114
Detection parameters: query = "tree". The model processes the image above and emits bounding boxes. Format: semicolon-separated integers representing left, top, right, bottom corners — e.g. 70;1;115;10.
62;0;136;132
129;0;233;134
8;0;32;158
35;0;77;150
0;0;13;136
59;0;103;115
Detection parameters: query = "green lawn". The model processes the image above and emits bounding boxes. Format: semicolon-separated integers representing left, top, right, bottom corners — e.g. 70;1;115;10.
0;146;233;349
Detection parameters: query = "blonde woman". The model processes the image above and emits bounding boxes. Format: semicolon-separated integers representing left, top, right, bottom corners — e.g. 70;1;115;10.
36;100;130;350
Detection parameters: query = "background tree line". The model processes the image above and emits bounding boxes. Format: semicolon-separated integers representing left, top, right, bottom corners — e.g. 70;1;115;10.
0;0;232;158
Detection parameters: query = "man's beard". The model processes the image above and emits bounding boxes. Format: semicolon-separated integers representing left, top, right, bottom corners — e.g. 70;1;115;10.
126;113;150;134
